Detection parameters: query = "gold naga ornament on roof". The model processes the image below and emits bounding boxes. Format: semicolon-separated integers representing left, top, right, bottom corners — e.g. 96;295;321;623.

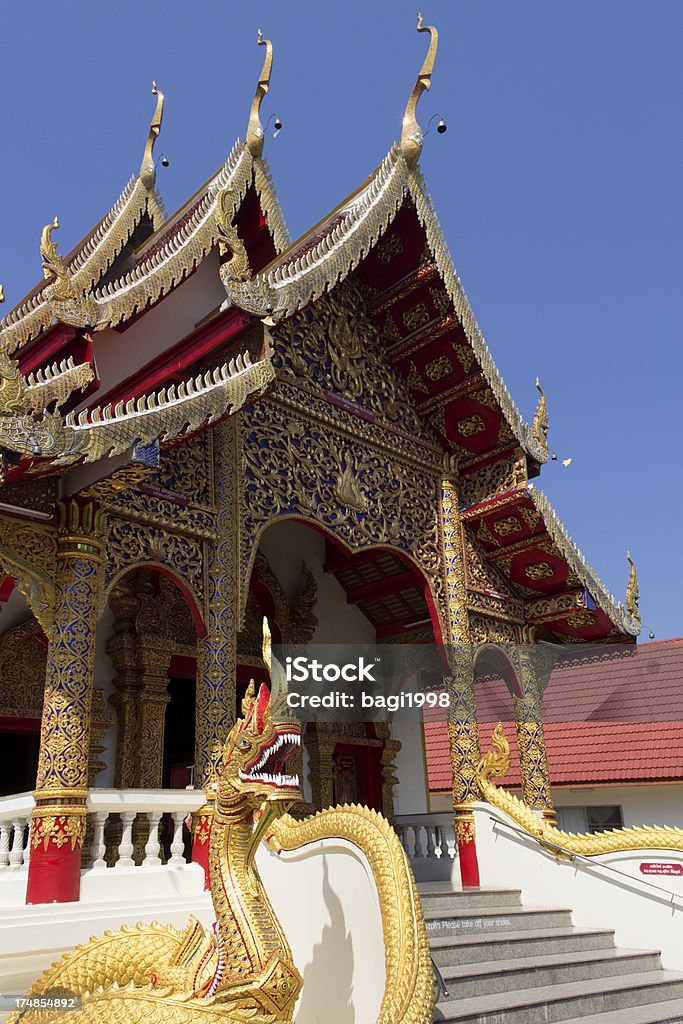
246;29;273;159
140;81;165;190
401;13;439;167
625;550;640;621
532;378;549;454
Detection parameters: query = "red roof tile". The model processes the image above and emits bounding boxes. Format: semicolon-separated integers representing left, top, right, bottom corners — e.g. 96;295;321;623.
425;639;683;790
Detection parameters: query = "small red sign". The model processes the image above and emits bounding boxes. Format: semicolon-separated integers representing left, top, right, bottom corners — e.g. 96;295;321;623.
639;862;683;877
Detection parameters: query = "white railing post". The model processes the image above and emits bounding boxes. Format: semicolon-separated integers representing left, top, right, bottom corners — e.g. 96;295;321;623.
9;818;25;870
89;811;109;870
0;821;11;869
143;811;163;867
168;811;186;866
425;825;436;859
22;818;31;866
116;811;136;868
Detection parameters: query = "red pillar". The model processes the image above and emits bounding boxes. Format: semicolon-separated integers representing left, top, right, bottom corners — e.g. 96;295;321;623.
455;804;480;887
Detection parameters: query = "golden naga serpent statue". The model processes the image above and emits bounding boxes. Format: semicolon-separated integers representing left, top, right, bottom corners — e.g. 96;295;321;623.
12;683;433;1024
478;723;683;856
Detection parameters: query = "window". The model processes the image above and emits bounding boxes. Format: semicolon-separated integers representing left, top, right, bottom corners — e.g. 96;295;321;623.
586;805;623;833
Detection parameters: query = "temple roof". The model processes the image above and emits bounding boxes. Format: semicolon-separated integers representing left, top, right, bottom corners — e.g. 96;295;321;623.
462;483;640;641
0;175;166;354
221;144;548;467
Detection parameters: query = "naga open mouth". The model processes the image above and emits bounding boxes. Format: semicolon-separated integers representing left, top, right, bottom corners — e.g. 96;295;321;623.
239;731;301;789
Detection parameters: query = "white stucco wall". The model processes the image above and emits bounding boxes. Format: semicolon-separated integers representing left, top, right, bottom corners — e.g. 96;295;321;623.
391;719;429;815
258;520;376;645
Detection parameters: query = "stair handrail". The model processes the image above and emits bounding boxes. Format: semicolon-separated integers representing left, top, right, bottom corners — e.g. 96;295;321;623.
491;815;683;909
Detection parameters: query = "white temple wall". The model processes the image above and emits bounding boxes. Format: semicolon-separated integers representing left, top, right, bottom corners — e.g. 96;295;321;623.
73;252;225;413
392;719;429;814
258;520;376;644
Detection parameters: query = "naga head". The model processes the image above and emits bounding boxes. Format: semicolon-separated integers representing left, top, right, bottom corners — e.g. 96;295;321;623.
218;681;301;810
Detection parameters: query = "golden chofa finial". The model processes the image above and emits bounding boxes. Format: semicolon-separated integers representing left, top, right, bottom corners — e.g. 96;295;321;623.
0;285;4;304
247;29;273;159
401;12;439;167
626;551;641;620
532;377;549;448
140;81;165;191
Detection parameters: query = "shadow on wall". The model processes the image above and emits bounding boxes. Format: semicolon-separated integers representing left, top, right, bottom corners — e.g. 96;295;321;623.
297;854;355;1024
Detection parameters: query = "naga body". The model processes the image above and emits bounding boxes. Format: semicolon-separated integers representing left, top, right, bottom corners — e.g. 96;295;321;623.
11;683;433;1024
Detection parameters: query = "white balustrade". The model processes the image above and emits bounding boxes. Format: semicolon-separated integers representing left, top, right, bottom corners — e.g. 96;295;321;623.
143;811;163;867
0;794;33;871
395;813;458;882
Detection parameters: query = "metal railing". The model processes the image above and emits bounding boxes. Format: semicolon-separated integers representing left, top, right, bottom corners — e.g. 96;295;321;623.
491;816;683;910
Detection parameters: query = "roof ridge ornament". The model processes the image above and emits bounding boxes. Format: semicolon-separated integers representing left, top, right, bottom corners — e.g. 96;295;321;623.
140;81;165;191
40;217;101;328
401;12;439;167
625;551;640;621
532;377;549;454
247;29;273;159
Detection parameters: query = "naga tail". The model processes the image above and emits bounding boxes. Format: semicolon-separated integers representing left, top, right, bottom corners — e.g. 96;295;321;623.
268;803;434;1024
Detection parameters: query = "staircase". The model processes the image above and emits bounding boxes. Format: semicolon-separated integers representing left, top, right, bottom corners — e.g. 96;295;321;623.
421;884;683;1024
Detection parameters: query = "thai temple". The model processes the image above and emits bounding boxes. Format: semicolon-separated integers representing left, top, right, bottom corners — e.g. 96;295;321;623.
1;19;682;1024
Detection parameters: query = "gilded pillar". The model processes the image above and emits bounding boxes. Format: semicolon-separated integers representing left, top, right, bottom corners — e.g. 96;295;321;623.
440;462;481;886
193;420;239;881
26;500;106;905
305;727;336;811
513;649;555;822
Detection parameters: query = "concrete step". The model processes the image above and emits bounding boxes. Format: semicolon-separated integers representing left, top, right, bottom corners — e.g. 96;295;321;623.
429;926;617;967
434;971;683;1024
560;1000;683;1024
423;902;573;936
418;886;523;912
439;947;663;998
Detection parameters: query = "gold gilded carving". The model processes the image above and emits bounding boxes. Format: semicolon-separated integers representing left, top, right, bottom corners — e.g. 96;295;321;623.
519;506;542;532
452;343;476;373
565;610;596;628
492;515;522;537
33;502;105;812
376;233;404;263
476;519;500;548
401;11;439;167
425;355;452;381
429;406;447;437
382;311;402;343
512;652;555;817
0;516;57;635
406;361;429;395
402;302;430;332
457;414;486;437
478;724;683;856
430;286;450;318
216;187;251;282
333;452;367;511
327;315;364;400
18;685;433;1024
532;378;549;452
524;561;554;581
626;551;640;620
139;82;165;191
246;30;273;159
459;451;527;508
41;218;101;329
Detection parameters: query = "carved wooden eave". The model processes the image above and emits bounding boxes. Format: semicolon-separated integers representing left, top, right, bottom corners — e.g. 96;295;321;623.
1;176;166;354
461;484;640;642
219;144;548;467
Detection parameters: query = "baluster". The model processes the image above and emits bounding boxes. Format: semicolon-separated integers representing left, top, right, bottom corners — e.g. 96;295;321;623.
446;825;457;860
438;825;450;860
89;812;109;870
414;825;426;859
425;825;436;859
116;811;136;868
22;818;30;866
397;827;409;855
0;822;11;869
9;818;25;870
143;811;163;867
168;811;186;866
405;826;417;859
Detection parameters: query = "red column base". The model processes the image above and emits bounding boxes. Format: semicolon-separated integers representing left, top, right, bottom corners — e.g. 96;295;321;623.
455;808;480;887
26;811;85;904
191;807;213;889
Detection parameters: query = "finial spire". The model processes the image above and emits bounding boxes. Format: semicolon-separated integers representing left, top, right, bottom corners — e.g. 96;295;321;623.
625;551;640;620
247;29;273;158
140;81;165;191
532;378;549;450
401;13;439;167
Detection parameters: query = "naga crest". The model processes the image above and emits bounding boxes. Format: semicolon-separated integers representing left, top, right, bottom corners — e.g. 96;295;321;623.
218;680;301;807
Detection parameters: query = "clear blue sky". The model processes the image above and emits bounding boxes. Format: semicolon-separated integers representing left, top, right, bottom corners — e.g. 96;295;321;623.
1;2;681;638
